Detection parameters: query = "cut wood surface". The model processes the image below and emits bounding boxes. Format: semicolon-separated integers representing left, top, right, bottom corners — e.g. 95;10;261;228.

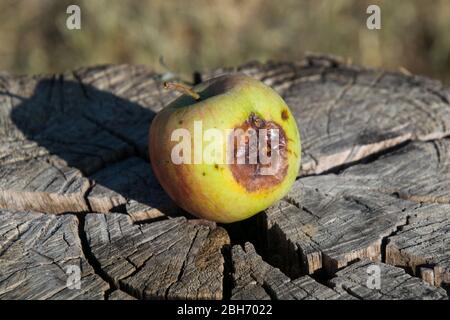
262;138;450;282
264;185;416;276
84;213;229;300
328;259;447;300
385;204;450;287
232;243;447;300
231;242;354;300
0;210;108;299
108;289;137;300
0;56;449;299
87;157;179;222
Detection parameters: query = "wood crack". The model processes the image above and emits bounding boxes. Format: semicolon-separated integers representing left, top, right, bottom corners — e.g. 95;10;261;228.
75;213;121;300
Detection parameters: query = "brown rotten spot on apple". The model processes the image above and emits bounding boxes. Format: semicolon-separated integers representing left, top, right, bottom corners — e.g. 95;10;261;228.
229;112;288;192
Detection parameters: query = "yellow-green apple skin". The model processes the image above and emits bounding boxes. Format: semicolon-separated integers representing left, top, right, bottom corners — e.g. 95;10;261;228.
149;74;301;223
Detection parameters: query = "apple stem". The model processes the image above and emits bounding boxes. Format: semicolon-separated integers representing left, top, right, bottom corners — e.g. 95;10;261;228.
163;82;200;100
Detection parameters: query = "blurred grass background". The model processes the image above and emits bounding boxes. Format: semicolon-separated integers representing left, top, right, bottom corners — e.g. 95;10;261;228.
0;0;449;84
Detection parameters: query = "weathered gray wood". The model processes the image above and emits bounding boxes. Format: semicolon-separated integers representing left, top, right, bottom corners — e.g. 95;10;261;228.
264;138;450;282
0;210;109;299
0;60;449;300
0;72;134;175
87;157;179;222
0;156;90;214
293;139;450;207
84;213;229;300
207;56;450;175
264;183;416;276
331;139;450;204
328;260;448;300
386;204;450;287
0;65;173;215
231;242;354;300
108;289;137;300
0;139;48;166
73;64;179;158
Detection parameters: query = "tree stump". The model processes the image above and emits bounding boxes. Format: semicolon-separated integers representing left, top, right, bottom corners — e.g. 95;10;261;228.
0;56;449;300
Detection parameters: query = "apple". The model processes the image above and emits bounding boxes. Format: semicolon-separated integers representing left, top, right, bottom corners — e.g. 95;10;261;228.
149;74;301;223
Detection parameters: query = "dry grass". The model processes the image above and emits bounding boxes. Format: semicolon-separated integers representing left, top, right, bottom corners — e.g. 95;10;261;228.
1;0;449;84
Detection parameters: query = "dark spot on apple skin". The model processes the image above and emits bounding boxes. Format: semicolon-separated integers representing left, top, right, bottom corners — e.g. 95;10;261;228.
178;120;184;125
214;164;219;170
229;113;289;192
202;172;206;176
281;109;289;120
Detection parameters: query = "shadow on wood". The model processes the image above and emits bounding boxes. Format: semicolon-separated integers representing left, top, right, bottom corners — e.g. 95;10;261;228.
7;76;183;220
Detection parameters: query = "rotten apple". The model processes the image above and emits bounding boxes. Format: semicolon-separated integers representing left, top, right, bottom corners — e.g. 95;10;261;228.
149;74;301;223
